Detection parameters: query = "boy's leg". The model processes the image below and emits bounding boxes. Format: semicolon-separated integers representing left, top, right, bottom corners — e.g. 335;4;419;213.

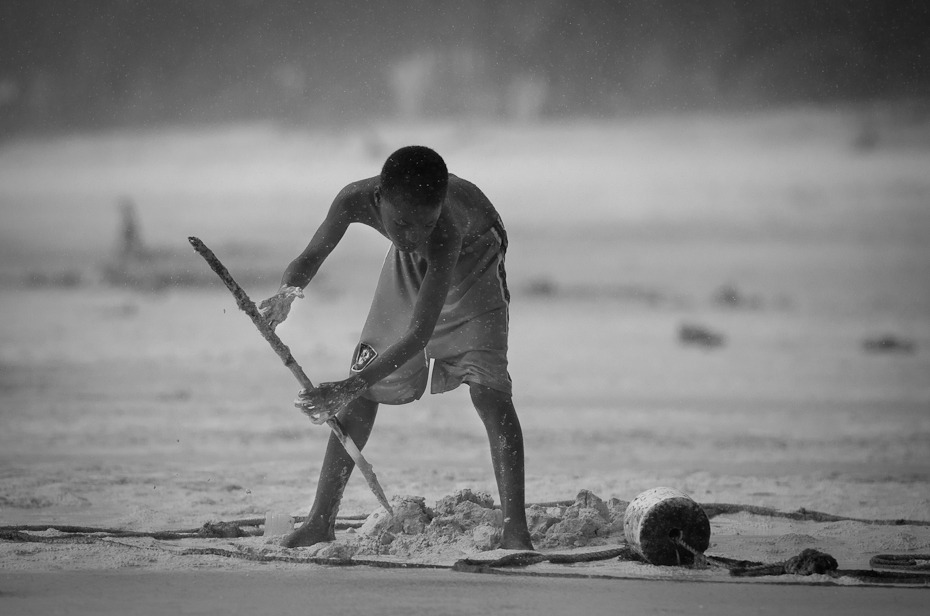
282;396;379;548
469;383;534;551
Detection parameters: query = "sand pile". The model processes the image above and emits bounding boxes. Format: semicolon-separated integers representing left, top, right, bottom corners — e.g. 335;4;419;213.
301;488;628;561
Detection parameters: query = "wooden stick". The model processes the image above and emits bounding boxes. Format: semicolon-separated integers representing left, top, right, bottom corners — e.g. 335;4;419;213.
188;236;393;515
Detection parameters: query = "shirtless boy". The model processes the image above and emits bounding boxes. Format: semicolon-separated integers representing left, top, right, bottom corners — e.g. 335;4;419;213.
259;145;533;550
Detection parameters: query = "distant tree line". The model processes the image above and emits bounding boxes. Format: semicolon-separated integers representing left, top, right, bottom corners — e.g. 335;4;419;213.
1;0;928;134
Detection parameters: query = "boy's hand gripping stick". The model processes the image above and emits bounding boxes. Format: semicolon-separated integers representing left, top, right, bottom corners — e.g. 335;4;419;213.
188;237;393;516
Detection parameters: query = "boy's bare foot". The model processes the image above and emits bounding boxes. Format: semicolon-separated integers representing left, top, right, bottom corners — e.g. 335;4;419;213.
281;525;334;549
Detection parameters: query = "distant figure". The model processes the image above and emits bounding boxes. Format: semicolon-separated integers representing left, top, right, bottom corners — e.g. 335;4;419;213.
679;323;726;348
117;197;145;259
258;146;534;552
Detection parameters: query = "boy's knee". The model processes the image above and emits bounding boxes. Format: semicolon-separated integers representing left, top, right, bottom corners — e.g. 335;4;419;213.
338;397;378;424
470;381;500;401
469;383;514;417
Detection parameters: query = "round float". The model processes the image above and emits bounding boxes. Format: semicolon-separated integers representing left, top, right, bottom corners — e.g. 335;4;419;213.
623;487;711;566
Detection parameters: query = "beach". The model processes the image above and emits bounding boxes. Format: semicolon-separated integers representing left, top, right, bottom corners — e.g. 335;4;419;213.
1;109;928;612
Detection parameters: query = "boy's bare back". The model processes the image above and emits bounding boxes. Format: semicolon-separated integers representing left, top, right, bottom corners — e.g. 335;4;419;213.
336;173;505;256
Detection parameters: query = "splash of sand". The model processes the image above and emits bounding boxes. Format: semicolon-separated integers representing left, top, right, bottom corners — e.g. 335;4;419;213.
298;488;627;561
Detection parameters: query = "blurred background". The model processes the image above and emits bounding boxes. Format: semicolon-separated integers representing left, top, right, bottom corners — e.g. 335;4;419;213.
2;0;929;283
1;0;928;134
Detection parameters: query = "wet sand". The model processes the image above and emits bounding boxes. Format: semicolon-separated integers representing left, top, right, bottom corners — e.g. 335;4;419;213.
4;568;928;616
2;112;928;611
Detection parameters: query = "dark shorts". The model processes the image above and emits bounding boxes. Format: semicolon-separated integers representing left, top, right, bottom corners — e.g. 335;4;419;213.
351;225;512;404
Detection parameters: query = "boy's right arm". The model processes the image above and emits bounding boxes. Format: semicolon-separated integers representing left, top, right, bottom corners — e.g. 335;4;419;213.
259;186;360;328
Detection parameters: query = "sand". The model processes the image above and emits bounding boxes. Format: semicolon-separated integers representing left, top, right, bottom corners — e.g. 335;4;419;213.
1;111;929;610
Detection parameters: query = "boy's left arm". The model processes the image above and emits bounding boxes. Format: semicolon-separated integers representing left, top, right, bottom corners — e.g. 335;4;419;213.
297;237;460;422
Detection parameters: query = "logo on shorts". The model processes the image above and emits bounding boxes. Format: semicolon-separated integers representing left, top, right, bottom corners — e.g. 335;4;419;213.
351;343;378;373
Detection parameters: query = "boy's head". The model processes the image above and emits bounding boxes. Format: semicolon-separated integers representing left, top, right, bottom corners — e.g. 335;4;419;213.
379;146;448;211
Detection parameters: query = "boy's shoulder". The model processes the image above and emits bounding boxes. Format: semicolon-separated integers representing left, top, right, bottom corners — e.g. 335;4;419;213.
333;173;498;238
447;174;483;198
448;174;498;211
336;176;379;204
445;174;500;236
330;176;380;225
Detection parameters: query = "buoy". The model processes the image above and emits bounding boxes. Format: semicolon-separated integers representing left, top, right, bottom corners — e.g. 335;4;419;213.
624;487;711;566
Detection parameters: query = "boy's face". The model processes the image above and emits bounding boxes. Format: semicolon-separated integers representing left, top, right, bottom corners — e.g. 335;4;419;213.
377;190;442;253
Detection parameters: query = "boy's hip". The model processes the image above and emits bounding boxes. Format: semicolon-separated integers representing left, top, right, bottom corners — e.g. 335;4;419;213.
354;306;511;404
356;343;512;404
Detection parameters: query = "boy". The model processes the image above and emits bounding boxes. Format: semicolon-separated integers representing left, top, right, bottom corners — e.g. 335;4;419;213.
259;145;534;550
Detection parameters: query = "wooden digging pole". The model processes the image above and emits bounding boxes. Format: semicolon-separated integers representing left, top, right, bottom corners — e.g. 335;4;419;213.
188;236;393;515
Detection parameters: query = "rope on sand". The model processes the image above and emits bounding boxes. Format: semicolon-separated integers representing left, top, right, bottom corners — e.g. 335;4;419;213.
0;517;366;541
2;501;925;542
4;502;929;585
667;530;930;586
869;554;930;571
0;499;582;541
96;537;449;569
699;503;930;526
5;527;929;586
